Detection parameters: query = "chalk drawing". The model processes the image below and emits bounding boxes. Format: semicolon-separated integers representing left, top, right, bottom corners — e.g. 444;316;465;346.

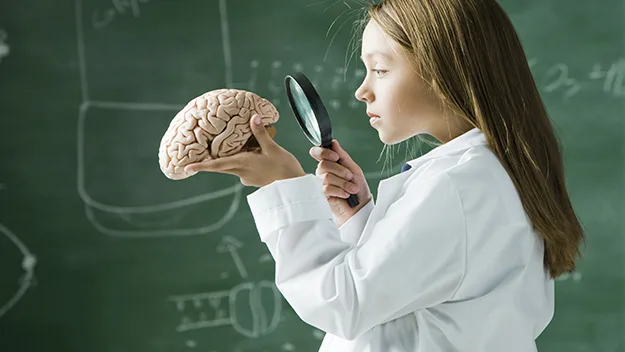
74;0;404;238
247;60;259;92
76;101;245;238
258;253;272;263
168;280;282;338
281;342;295;351
310;64;325;88
217;236;248;279
91;0;154;29
0;29;9;65
312;329;325;340
75;0;244;237
0;223;37;318
268;60;283;106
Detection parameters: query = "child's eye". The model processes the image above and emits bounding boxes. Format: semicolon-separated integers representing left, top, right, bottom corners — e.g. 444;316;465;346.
371;69;388;77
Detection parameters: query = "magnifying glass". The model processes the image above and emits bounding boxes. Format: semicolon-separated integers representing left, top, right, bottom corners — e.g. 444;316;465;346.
284;72;359;208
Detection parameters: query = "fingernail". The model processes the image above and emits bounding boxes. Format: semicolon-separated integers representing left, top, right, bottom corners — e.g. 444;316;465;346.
254;115;261;125
350;184;359;193
346;172;353;180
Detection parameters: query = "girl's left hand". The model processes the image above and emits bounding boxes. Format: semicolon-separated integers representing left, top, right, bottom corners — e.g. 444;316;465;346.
184;114;307;187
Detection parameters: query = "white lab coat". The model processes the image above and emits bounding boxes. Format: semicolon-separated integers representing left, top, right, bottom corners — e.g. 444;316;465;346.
247;128;554;352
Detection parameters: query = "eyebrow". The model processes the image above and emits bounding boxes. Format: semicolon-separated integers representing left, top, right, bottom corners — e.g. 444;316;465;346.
359;51;393;61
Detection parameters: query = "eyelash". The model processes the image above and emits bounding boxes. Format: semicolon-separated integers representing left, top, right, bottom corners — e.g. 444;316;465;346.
370;69;388;77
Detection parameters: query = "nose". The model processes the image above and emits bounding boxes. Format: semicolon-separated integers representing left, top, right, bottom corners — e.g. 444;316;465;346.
354;80;373;103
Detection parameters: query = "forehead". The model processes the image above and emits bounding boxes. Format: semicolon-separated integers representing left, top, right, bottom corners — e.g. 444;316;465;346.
360;20;399;61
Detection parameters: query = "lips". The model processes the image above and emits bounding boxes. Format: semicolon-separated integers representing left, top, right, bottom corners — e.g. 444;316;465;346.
366;111;380;118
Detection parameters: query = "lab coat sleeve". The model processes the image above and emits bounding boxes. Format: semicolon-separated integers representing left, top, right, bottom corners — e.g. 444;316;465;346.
334;196;375;245
247;172;466;340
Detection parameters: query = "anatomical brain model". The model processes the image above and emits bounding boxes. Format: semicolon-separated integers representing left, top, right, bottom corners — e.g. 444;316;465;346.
159;89;278;180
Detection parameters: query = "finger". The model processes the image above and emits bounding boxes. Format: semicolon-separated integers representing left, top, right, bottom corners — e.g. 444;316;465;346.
317;159;354;180
321;183;353;199
330;140;357;167
185;160;225;173
319;172;360;194
309;146;339;162
249;113;275;152
185;163;242;177
185;154;247;173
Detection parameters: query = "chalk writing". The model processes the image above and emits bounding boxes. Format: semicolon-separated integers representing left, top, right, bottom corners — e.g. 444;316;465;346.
240;60;367;110
588;58;625;98
555;270;582;282
543;63;582;100
282;342;296;351
532;57;625;100
92;0;153;29
242;58;624;110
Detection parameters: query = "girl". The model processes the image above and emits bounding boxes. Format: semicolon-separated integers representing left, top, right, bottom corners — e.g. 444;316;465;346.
186;0;585;350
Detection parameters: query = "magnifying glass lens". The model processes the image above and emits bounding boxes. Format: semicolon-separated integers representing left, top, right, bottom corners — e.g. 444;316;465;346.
289;79;322;145
285;72;359;208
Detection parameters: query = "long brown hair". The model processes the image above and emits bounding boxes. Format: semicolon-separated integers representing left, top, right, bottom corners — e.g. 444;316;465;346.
360;0;585;279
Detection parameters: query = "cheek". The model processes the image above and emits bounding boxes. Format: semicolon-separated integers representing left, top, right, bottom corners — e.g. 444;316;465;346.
394;85;434;119
390;89;419;117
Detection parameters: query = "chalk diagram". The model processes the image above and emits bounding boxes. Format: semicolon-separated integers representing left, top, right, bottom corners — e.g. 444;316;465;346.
166;235;329;350
75;0;405;238
0;222;37;319
169;280;281;338
167;236;286;349
0;28;9;64
74;0;247;238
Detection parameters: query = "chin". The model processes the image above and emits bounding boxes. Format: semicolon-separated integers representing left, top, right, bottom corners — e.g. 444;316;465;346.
379;135;403;145
378;130;412;145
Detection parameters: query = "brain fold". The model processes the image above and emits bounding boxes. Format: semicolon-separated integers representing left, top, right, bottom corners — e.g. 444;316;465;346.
158;89;279;180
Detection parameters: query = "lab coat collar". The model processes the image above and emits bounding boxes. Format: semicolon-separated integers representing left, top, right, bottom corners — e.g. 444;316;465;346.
404;127;487;169
370;128;487;227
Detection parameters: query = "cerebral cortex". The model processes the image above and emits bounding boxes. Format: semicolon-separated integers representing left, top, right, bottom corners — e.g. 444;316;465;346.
159;89;279;180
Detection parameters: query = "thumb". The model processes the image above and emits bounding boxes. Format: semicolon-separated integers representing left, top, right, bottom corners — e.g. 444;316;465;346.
250;114;274;150
331;139;357;167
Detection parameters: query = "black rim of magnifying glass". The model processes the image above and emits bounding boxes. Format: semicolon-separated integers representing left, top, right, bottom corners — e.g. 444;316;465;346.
284;72;359;208
284;72;333;149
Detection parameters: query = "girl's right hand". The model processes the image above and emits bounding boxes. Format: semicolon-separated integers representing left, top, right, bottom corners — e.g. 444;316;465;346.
309;139;372;227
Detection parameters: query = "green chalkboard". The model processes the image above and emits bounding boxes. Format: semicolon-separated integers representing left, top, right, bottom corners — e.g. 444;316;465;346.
0;0;623;351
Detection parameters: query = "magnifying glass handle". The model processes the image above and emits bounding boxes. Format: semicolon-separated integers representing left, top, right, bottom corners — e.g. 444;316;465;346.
346;193;360;208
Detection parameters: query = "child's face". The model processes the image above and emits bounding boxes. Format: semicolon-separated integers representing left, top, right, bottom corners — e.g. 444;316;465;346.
355;20;445;144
